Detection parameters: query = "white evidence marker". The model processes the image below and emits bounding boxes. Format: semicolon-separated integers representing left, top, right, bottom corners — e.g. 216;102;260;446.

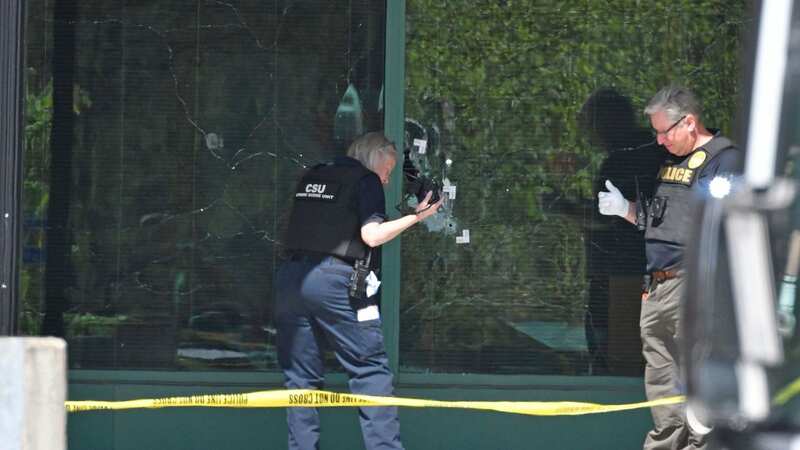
413;138;427;154
443;184;457;199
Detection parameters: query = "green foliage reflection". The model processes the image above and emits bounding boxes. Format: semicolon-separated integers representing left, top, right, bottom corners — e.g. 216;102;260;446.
400;0;749;375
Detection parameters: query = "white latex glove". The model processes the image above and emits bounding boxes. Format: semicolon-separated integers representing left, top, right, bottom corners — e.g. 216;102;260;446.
598;180;629;217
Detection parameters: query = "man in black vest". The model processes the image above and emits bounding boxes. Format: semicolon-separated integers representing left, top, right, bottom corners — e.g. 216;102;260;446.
598;86;739;450
276;131;443;450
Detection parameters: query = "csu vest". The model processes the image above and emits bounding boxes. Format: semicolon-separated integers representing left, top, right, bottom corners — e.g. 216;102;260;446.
284;162;373;261
644;136;736;246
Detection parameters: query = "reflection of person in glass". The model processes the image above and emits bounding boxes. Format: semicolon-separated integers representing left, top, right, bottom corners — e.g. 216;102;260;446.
598;86;739;450
276;131;443;450
579;88;665;375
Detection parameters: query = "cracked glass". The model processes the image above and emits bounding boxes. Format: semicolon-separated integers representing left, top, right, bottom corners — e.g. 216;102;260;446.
22;0;386;370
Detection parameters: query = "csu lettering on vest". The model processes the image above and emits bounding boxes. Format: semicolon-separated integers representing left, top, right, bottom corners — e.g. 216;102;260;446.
306;183;326;193
295;181;340;201
645;136;737;247
285;162;373;261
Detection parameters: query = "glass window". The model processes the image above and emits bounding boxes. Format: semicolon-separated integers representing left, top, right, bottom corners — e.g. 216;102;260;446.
22;0;386;370
400;1;749;375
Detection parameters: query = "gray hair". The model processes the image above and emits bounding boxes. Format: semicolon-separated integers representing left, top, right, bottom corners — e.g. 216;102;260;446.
346;131;397;172
644;85;702;122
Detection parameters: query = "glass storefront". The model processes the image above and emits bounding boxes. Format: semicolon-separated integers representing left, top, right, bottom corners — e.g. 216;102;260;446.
21;0;750;378
22;0;386;370
399;1;749;375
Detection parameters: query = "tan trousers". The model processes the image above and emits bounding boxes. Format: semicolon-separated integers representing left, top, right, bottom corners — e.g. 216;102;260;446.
640;276;707;450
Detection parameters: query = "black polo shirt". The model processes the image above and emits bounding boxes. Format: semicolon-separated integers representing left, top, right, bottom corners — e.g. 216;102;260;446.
332;156;387;227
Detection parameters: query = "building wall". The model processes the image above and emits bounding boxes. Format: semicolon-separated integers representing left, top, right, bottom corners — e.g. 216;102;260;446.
68;371;650;450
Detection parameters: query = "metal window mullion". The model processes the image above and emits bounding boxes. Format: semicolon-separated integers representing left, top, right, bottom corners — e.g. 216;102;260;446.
0;0;25;335
382;0;405;373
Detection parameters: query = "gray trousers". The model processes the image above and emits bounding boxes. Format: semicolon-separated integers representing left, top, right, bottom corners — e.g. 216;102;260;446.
640;276;707;450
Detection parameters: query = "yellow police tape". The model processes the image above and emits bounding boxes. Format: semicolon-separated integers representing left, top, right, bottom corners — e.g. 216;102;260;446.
66;389;684;416
774;376;800;406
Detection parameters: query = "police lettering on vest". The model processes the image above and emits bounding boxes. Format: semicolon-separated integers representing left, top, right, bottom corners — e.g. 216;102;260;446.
284;162;373;261
644;136;736;247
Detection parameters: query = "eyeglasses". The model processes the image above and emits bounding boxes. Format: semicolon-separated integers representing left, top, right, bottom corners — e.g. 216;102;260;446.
652;115;686;138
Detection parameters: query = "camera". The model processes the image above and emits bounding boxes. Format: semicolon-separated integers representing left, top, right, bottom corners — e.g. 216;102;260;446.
405;174;441;205
402;155;441;204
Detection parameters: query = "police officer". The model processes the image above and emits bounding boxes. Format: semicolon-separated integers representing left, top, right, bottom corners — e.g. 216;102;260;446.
598;86;739;450
276;131;443;450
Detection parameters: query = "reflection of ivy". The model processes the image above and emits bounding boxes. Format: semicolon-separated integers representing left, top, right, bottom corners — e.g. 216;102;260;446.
20;74;53;336
19;270;41;335
20;73;92;335
66;313;128;337
401;0;748;373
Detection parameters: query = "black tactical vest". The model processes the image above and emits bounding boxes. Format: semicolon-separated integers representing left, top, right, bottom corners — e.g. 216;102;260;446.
284;162;373;261
644;136;736;245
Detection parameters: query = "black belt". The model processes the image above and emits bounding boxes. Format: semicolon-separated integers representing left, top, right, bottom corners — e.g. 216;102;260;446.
285;251;352;265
